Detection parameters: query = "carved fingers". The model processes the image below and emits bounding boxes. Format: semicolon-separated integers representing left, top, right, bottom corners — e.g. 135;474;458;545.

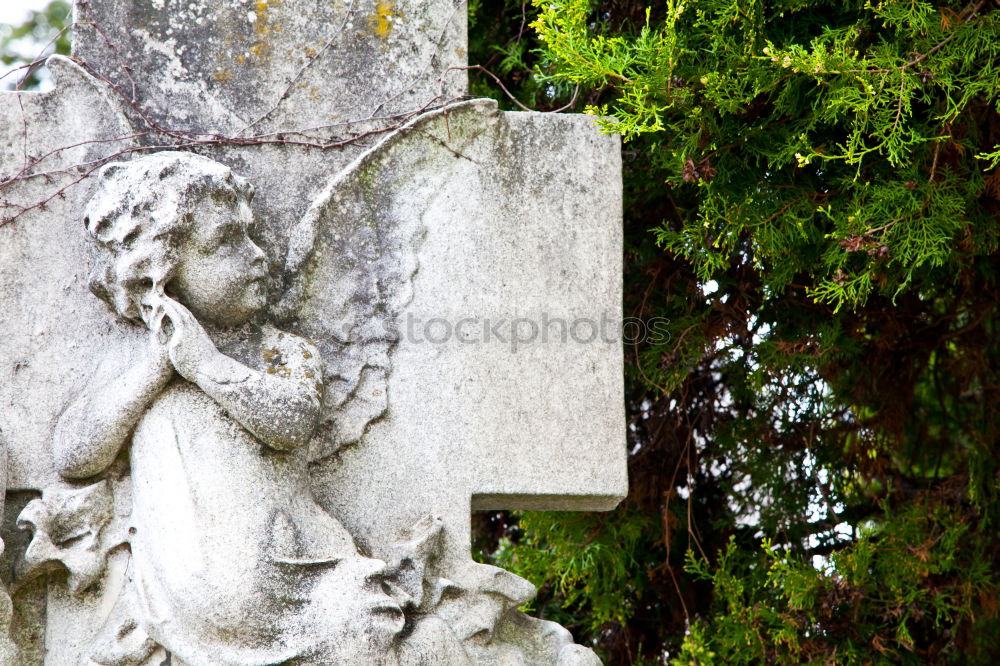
158;297;219;382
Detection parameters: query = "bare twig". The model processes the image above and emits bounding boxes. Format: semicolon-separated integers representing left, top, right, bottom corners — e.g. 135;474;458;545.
446;65;580;113
0;7;585;228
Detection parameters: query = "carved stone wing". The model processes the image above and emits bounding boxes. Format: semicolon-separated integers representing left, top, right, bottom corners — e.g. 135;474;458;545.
274;100;497;462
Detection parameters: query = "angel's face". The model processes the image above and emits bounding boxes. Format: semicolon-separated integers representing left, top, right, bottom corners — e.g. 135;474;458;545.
328;557;406;639
303;556;406;659
168;189;268;327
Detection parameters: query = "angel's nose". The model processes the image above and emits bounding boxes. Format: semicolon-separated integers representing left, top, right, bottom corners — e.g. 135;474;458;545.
248;240;266;266
360;557;389;583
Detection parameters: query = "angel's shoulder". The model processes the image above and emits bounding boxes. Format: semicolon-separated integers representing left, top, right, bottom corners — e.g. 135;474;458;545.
260;325;315;351
259;325;322;371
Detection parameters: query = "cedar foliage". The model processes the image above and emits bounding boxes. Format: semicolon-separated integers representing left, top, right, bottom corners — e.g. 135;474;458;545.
469;0;1000;663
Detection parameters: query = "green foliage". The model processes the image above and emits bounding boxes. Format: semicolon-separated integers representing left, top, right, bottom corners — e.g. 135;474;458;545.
495;508;662;630
531;0;999;311
467;0;576;110
0;0;71;90
469;0;1000;663
678;496;999;664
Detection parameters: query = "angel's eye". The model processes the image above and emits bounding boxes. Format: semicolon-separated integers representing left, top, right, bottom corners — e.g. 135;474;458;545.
211;189;236;205
126;277;154;293
208;223;242;251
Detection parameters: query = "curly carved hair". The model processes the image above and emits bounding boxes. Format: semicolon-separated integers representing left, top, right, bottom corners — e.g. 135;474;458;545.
84;151;254;327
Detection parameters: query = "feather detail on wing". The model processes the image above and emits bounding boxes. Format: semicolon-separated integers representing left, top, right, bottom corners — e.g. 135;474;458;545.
274;100;498;462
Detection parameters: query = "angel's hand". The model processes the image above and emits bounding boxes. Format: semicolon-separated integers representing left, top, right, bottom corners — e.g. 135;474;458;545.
157;300;317;450
160;297;220;382
52;322;175;480
144;326;175;385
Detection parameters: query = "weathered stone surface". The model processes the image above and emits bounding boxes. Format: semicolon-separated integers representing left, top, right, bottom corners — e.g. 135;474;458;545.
74;0;468;135
0;1;625;664
0;56;135;489
283;100;625;660
73;0;471;270
0;440;16;664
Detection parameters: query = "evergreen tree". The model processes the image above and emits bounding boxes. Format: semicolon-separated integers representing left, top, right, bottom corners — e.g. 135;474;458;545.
469;1;1000;663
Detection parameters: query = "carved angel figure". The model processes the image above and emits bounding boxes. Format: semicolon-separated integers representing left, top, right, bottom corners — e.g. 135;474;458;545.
52;152;466;665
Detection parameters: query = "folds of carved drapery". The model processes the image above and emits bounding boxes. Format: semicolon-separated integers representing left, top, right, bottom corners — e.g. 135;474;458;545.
12;487;593;665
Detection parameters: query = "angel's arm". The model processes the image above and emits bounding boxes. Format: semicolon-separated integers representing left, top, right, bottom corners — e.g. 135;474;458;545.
54;340;174;479
163;300;322;451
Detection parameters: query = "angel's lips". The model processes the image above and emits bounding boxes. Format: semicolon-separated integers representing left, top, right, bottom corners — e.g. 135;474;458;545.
243;275;267;291
368;599;406;635
371;602;404;617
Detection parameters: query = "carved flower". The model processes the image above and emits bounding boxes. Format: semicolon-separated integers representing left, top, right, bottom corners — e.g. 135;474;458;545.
16;481;114;594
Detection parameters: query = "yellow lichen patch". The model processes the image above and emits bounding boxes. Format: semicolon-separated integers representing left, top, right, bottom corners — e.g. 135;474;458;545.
368;0;396;39
242;0;280;62
213;70;233;83
254;0;270;34
302;350;313;359
262;348;280;362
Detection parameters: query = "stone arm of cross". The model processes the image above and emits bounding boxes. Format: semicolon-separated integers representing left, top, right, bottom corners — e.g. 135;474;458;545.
53;335;174;480
160;298;323;452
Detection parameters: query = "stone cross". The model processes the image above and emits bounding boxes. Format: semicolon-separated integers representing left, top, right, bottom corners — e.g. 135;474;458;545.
0;1;625;664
